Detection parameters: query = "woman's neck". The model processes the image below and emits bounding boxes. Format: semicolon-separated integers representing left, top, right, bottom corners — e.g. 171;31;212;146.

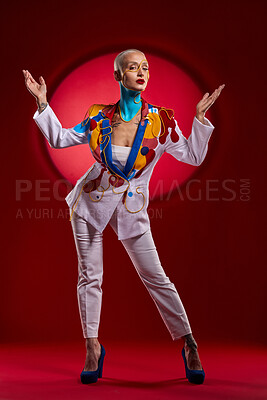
118;82;142;121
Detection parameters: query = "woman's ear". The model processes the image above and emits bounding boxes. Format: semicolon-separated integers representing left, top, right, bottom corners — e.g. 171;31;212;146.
114;70;122;81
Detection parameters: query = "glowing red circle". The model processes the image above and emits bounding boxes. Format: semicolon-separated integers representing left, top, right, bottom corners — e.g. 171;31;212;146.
47;53;208;199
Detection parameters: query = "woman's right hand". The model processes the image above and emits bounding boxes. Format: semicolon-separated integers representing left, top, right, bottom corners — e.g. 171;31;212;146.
22;69;47;102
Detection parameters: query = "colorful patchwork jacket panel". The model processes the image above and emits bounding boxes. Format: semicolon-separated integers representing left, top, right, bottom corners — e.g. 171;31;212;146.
33;98;215;240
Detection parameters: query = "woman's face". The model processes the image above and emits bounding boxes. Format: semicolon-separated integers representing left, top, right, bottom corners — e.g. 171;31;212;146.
120;51;149;92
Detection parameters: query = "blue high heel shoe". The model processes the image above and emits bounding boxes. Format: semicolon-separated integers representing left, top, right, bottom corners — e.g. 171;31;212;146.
181;347;205;384
80;344;106;384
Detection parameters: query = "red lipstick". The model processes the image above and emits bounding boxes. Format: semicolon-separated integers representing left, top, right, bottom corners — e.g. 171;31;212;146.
136;79;145;84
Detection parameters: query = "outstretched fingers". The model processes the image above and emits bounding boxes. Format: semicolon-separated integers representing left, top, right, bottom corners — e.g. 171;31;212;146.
210;84;225;101
202;92;210;101
197;84;225;115
39;76;46;85
23;70;35;85
204;85;225;107
28;71;37;85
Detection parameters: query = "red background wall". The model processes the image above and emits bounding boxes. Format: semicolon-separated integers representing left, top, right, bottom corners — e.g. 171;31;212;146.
1;0;266;345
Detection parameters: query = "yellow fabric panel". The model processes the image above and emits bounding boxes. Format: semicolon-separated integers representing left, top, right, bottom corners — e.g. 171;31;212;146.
88;104;107;118
145;113;161;138
133;149;146;171
90;122;101;151
88;104;107;151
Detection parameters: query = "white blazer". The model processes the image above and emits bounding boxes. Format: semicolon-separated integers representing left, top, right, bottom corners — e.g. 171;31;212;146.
33;98;215;239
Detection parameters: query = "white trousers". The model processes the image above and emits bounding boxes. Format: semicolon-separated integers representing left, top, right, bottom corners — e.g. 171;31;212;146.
70;207;192;341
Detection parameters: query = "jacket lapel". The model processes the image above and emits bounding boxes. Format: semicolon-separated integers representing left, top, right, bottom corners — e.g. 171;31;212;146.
123;118;148;177
100;118;128;181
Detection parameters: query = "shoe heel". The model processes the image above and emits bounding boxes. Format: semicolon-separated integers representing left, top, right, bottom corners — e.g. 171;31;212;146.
99;362;103;378
98;344;105;378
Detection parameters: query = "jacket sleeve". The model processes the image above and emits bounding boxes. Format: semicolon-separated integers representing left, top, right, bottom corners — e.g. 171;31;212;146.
164;116;215;166
33;104;90;149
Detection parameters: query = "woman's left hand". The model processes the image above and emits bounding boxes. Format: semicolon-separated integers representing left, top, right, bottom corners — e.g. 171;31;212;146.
196;84;225;123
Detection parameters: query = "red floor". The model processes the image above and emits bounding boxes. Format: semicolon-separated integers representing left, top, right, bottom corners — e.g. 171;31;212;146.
0;341;266;400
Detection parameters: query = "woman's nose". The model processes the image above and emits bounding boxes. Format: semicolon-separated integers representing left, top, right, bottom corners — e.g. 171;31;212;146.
137;68;144;76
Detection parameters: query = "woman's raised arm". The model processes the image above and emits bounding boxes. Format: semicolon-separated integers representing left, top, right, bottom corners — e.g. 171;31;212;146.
22;69;89;148
22;70;48;113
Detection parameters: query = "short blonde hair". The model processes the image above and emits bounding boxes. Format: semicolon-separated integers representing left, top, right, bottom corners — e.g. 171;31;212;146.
114;49;145;72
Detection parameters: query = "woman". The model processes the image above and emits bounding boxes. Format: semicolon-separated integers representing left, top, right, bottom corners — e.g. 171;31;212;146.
22;49;224;385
